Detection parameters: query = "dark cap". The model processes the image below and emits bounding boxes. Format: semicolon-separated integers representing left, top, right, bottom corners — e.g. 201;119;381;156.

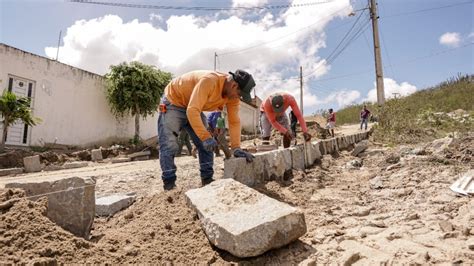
229;69;255;104
271;94;284;113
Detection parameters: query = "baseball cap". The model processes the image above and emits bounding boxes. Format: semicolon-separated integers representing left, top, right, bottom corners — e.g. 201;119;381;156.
271;94;284;113
228;69;255;104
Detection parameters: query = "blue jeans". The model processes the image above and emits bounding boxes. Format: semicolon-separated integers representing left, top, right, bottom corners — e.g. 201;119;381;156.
158;100;213;185
360;118;368;130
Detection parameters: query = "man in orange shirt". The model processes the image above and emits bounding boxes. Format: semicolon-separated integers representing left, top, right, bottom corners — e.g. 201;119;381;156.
260;92;312;148
158;70;256;190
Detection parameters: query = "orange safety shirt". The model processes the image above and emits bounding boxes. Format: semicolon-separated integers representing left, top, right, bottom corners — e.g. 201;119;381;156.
164;70;241;148
260;92;308;134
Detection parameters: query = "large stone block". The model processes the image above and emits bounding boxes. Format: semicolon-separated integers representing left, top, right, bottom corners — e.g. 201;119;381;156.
305;142;321;167
352;140;369;157
185;179;307;258
3;176;96;238
96;193;136;216
0;167;23;176
223;149;292;187
290;145;305;170
23;155;41;172
91;149;103;161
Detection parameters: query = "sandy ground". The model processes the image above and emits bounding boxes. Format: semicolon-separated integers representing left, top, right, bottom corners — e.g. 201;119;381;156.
1;127;473;264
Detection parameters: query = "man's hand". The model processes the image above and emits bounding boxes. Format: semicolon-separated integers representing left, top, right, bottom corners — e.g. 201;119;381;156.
283;131;293;140
303;132;312;142
233;148;255;163
202;137;218;152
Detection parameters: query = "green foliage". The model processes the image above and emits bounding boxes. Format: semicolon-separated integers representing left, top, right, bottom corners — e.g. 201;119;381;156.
370;74;474;144
105;61;172;118
0;90;41;151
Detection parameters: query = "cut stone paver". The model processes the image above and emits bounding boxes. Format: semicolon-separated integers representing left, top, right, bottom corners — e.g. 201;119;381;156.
96;193;136;216
0;167;23;176
3;176;95;238
23;155;41;172
91;149;103;161
63;161;88;169
128;151;151;159
185;179;307;257
352;140;369;156
112;157;131;164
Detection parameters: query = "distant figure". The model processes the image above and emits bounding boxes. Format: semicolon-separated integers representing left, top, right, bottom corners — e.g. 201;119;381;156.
326;108;336;137
260;92;312;148
360;105;371;130
216;112;231;159
207;111;222;157
289;110;298;139
176;129;192;156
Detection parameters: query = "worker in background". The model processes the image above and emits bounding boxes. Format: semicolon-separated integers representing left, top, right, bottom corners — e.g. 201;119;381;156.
360;105;371;130
175;129;193;156
158;69;256;190
216;111;231;159
260;92;311;148
207;111;222;157
326;108;336;137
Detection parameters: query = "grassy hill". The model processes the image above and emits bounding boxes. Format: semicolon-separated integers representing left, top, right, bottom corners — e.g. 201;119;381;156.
337;74;474;143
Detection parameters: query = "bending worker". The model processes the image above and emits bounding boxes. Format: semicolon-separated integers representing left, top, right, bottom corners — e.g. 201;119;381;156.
260;92;311;148
158;69;256;190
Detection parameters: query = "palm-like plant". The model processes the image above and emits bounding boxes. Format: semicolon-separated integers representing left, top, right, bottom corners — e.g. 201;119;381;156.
0;91;40;152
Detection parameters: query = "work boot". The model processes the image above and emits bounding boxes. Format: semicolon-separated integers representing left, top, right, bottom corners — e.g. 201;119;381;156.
163;182;176;191
201;177;215;187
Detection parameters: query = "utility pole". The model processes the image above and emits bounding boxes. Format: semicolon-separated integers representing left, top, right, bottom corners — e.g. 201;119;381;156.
369;0;385;105
299;66;303;116
56;30;62;61
214;52;217;71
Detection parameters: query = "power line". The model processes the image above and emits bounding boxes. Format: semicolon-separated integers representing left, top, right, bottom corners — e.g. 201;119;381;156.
219;6;364;56
382;1;473;19
68;0;334;11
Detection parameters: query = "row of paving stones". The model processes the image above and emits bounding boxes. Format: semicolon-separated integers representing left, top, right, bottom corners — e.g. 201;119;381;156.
0;150;151;176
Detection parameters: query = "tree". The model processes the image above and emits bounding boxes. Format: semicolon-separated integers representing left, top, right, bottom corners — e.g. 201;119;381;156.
105;61;172;142
0;91;40;152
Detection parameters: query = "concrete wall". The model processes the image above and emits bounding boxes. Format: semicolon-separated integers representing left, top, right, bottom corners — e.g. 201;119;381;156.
0;44;157;147
240;101;258;134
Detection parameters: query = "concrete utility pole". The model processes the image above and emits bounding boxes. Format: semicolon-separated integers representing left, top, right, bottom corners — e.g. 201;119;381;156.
369;0;385;105
299;66;303;116
214;52;217;71
56;30;62;61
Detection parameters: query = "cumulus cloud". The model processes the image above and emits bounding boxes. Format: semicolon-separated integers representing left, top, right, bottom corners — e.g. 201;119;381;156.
439;32;461;47
45;0;353;108
365;78;417;102
319;90;361;107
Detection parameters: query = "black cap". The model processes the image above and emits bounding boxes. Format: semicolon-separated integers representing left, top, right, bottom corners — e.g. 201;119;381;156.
229;69;255;104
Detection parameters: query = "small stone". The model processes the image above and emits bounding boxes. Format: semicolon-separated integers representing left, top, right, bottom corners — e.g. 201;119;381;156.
341;252;360;266
406;213;419;221
385;153;401;164
124;212;134;219
354;208;372;217
368;220;387;228
467;239;474;250
438;220;454;232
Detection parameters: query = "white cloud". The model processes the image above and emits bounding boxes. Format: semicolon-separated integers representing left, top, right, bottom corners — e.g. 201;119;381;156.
319;90;361;107
439;32;461;47
365;78;417;102
45;0;352;107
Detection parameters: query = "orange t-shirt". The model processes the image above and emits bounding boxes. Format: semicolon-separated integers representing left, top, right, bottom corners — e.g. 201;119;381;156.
164;70;241;148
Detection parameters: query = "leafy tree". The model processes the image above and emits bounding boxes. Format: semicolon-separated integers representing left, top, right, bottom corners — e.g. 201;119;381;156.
105;61;172;142
0;91;41;152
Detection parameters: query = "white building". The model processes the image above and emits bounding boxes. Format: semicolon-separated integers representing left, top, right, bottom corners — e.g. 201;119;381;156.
0;44;258;148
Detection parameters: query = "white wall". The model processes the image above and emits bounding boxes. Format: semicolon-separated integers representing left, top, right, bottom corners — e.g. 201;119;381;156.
0;44;157;147
240;101;258;134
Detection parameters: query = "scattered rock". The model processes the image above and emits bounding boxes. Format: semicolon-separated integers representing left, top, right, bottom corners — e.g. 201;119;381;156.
386;163;402;171
467;239;474;250
385;153;400;164
346;159;362;169
351;140;369;157
438;220;454;232
340;252;360;266
370;176;384;189
354;207;372;217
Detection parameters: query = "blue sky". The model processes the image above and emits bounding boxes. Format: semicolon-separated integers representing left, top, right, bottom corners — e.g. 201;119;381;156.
1;0;473;114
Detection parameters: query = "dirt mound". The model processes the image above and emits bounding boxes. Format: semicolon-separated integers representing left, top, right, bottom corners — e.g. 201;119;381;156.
0;150;34;168
91;190;218;264
0;189;111;264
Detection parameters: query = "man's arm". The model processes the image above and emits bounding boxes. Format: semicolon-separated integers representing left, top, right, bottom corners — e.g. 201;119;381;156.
288;97;308;133
226;99;241;149
187;78;214;141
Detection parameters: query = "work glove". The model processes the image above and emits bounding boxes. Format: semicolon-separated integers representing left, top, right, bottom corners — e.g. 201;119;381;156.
233;148;255;163
303;132;312;142
202;137;218;152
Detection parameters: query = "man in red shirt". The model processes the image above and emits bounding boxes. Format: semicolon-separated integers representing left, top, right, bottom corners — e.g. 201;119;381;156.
260;92;311;148
326;108;336;137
